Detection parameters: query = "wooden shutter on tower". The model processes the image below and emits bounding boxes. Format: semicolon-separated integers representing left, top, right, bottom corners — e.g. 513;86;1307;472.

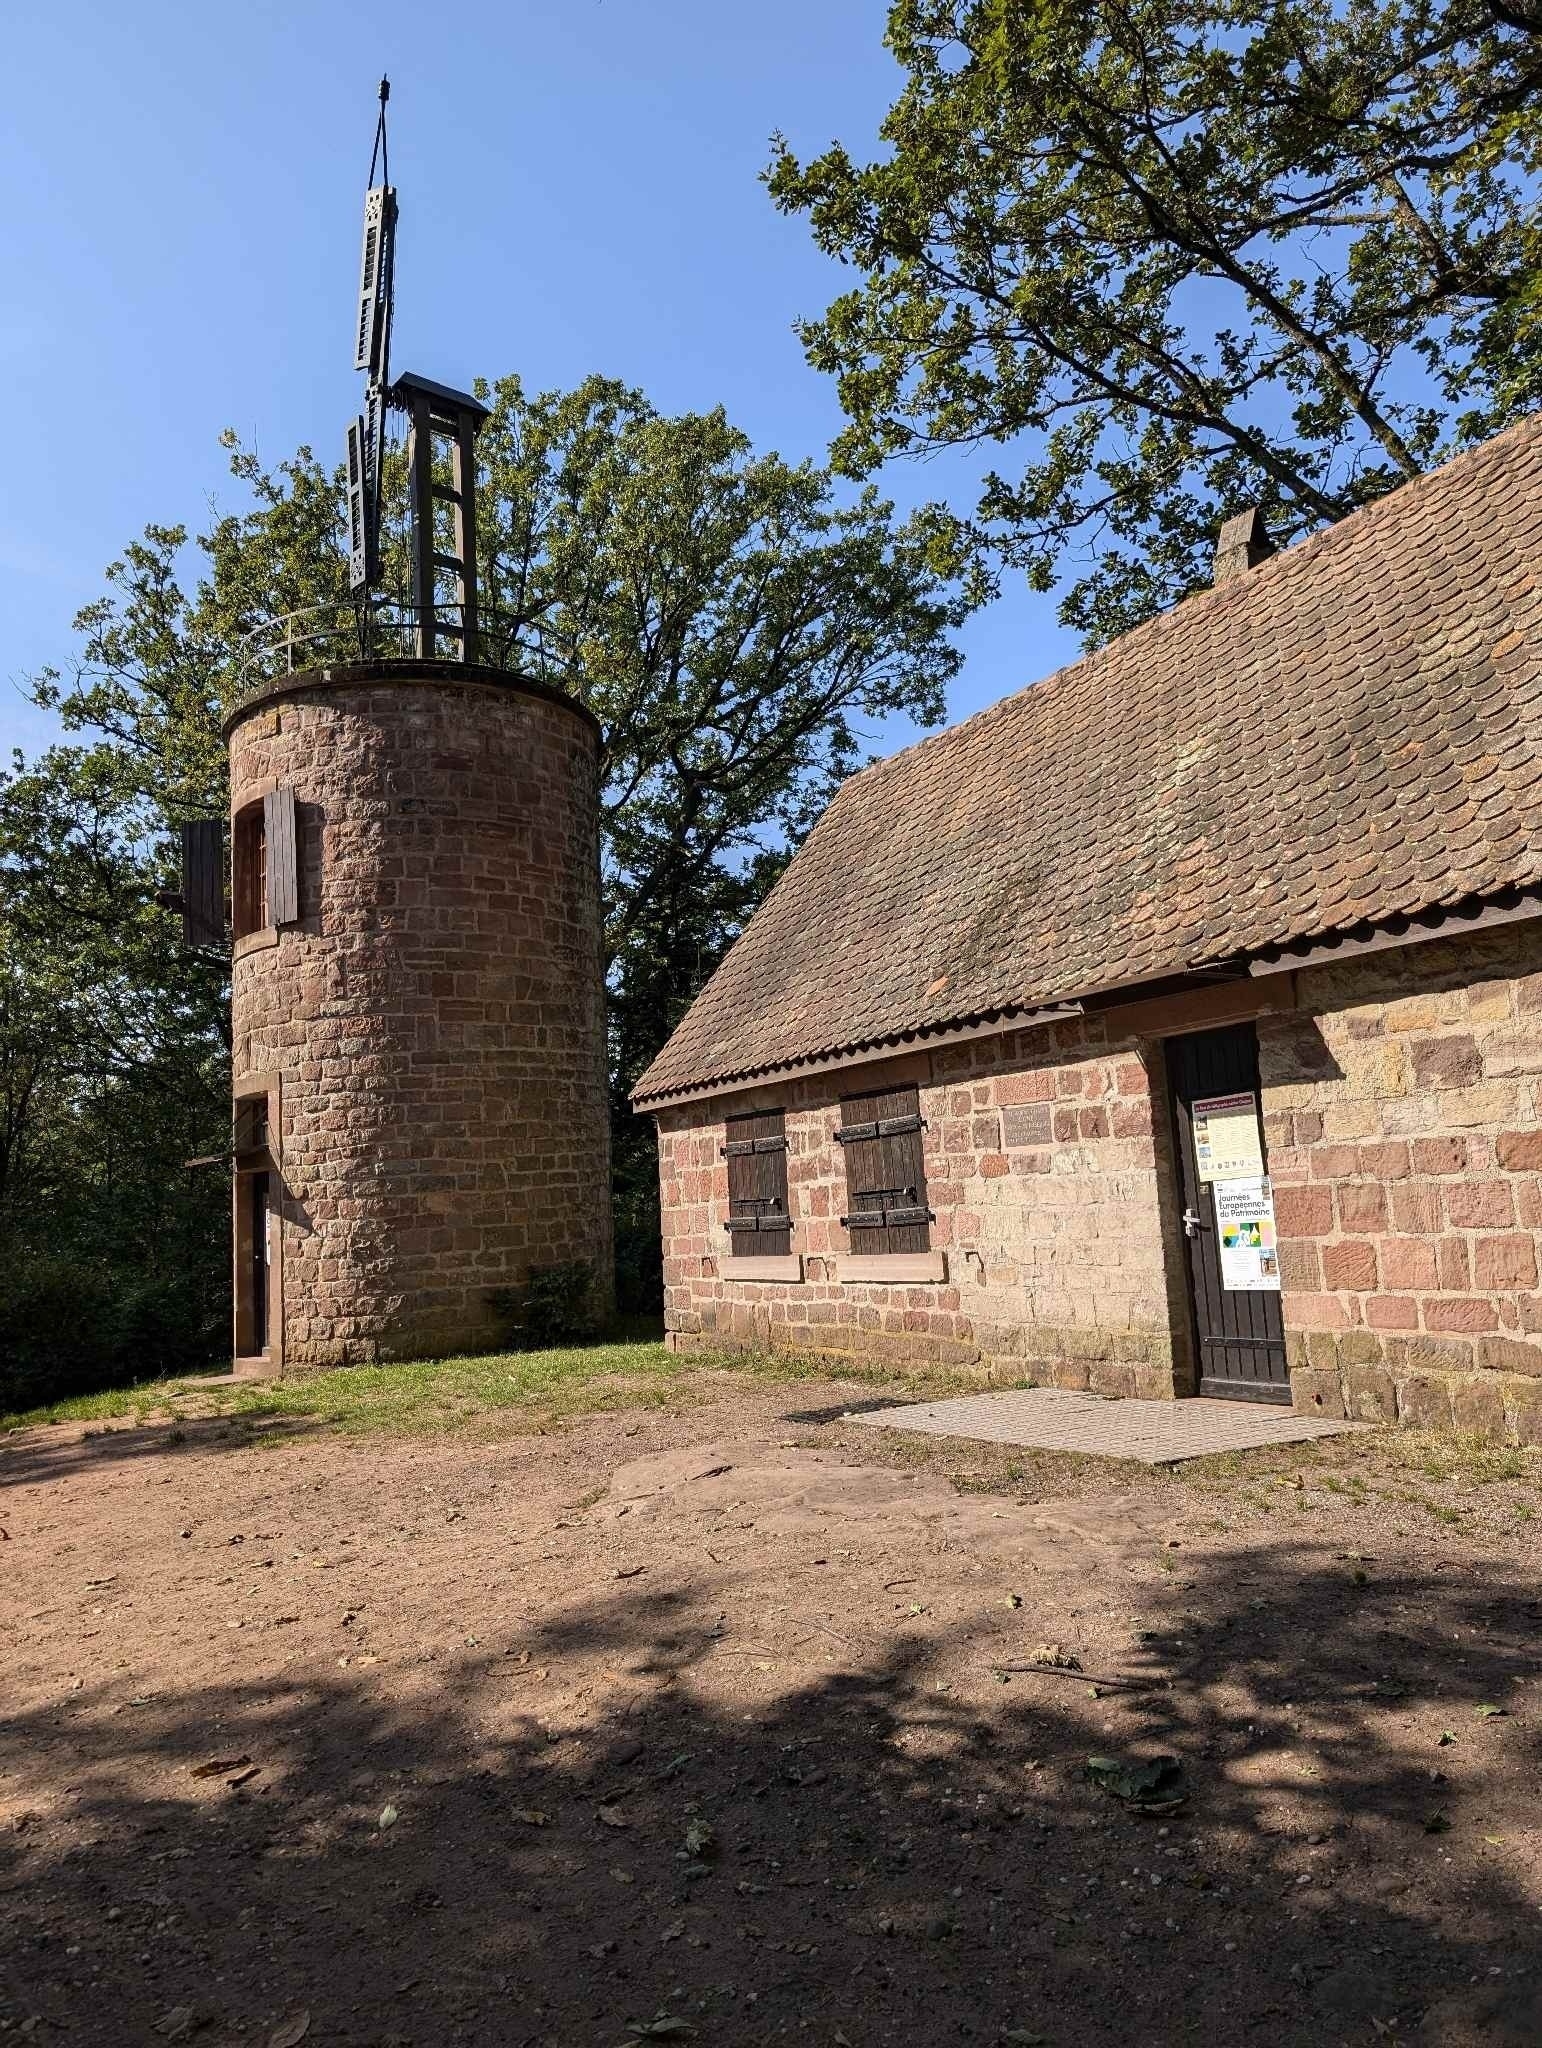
837;1086;931;1254
265;785;299;926
722;1110;791;1255
180;819;225;948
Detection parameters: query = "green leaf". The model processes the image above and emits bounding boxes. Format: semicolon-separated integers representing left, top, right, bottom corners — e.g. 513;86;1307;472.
768;0;1542;645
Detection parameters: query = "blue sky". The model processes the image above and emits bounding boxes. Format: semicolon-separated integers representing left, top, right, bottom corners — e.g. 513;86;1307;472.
1;0;1079;765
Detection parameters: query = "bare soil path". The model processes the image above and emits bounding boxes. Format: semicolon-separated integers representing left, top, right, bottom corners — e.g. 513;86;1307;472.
2;1370;1540;2047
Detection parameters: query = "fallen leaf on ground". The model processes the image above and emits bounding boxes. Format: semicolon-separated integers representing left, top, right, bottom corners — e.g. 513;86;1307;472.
597;1804;629;1828
189;1755;252;1779
514;1808;551;1827
683;1818;716;1858
1031;1644;1082;1672
378;1804;399;1829
1085;1754;1186;1812
615;1565;647;1579
1475;1703;1508;1719
1438;1731;1456;1746
267;2016;310;2048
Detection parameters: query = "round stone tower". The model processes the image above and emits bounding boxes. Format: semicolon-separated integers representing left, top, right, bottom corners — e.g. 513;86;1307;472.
223;660;612;1371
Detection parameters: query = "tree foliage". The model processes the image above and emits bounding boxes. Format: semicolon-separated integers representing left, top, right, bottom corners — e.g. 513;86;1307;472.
769;0;1542;642
0;747;230;1406
3;375;974;1379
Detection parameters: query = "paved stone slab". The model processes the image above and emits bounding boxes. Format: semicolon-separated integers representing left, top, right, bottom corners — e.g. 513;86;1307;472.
849;1387;1365;1465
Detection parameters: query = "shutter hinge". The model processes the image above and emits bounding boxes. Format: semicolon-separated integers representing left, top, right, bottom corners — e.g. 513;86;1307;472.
842;1205;933;1231
721;1135;789;1157
833;1114;925;1144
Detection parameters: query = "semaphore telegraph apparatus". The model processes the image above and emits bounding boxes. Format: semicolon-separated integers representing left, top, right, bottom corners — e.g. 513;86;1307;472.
345;79;491;662
185;84;508;948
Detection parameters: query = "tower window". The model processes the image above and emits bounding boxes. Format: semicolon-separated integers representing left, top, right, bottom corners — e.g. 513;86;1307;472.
232;788;301;936
233;804;268;937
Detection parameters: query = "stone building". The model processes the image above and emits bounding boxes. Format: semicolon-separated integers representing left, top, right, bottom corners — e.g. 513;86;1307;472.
634;413;1542;1441
223;658;612;1371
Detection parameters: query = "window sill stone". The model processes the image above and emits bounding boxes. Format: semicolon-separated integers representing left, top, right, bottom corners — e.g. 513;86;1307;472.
233;926;280;960
836;1252;947;1284
719;1254;803;1283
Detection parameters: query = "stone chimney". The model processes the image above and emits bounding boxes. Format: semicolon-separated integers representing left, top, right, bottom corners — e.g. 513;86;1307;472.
1213;507;1273;584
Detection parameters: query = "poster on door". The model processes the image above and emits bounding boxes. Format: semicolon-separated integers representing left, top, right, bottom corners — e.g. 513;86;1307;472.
1213;1176;1280;1292
1191;1090;1265;1182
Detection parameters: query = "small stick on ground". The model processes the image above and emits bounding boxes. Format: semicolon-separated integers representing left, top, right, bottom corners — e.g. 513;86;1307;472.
985;1662;1167;1693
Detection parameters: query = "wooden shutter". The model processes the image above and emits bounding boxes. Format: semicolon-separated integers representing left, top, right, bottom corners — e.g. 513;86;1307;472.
722;1110;791;1255
265;785;299;926
837;1086;931;1254
180;819;225;948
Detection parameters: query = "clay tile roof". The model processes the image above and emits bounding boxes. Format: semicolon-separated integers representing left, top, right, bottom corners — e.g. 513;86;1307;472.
634;413;1542;1107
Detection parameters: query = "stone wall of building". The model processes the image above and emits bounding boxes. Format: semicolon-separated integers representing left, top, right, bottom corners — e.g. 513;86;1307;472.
1260;923;1542;1441
657;1012;1192;1398
229;665;611;1369
656;920;1542;1442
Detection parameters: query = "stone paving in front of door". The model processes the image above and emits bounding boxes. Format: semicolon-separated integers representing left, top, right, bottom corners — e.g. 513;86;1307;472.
849;1386;1365;1466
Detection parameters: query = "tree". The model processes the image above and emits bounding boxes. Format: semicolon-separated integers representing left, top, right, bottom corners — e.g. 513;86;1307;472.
768;0;1542;644
0;748;230;1405
18;375;976;1336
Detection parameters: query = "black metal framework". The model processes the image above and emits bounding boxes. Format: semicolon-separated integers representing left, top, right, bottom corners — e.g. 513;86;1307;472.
348;81;396;594
392;371;491;661
233;598;522;691
341;81;492;660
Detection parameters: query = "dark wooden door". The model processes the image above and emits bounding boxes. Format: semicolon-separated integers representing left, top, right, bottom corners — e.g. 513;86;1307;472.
1167;1024;1289;1404
249;1171;270;1354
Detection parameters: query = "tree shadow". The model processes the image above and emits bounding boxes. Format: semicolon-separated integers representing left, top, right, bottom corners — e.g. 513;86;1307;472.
0;1412;319;1490
1;1533;1538;2045
781;1396;919;1424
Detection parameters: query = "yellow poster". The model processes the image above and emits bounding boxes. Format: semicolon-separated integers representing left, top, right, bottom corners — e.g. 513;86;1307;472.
1192;1090;1264;1183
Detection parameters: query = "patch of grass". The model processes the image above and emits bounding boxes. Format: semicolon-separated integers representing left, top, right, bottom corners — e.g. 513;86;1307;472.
205;1340;708;1436
0;1339;1014;1443
0;1378;192;1432
1372;1429;1535;1487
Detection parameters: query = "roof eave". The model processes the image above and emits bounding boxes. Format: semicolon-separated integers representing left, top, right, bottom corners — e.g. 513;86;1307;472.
633;882;1542;1113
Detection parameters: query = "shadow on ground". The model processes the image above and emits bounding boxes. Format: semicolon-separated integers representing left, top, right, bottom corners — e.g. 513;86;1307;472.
0;1414;317;1488
2;1515;1538;2046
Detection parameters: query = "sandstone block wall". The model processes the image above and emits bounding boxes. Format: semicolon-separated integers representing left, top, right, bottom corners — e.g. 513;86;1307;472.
657;1014;1190;1398
1260;923;1542;1441
229;666;611;1369
656;921;1542;1442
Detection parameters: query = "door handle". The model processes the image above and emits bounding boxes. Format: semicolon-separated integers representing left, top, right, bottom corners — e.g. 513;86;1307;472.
1182;1207;1205;1238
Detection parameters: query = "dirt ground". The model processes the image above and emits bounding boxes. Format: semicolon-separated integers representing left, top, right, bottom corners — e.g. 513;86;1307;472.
2;1370;1541;2048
